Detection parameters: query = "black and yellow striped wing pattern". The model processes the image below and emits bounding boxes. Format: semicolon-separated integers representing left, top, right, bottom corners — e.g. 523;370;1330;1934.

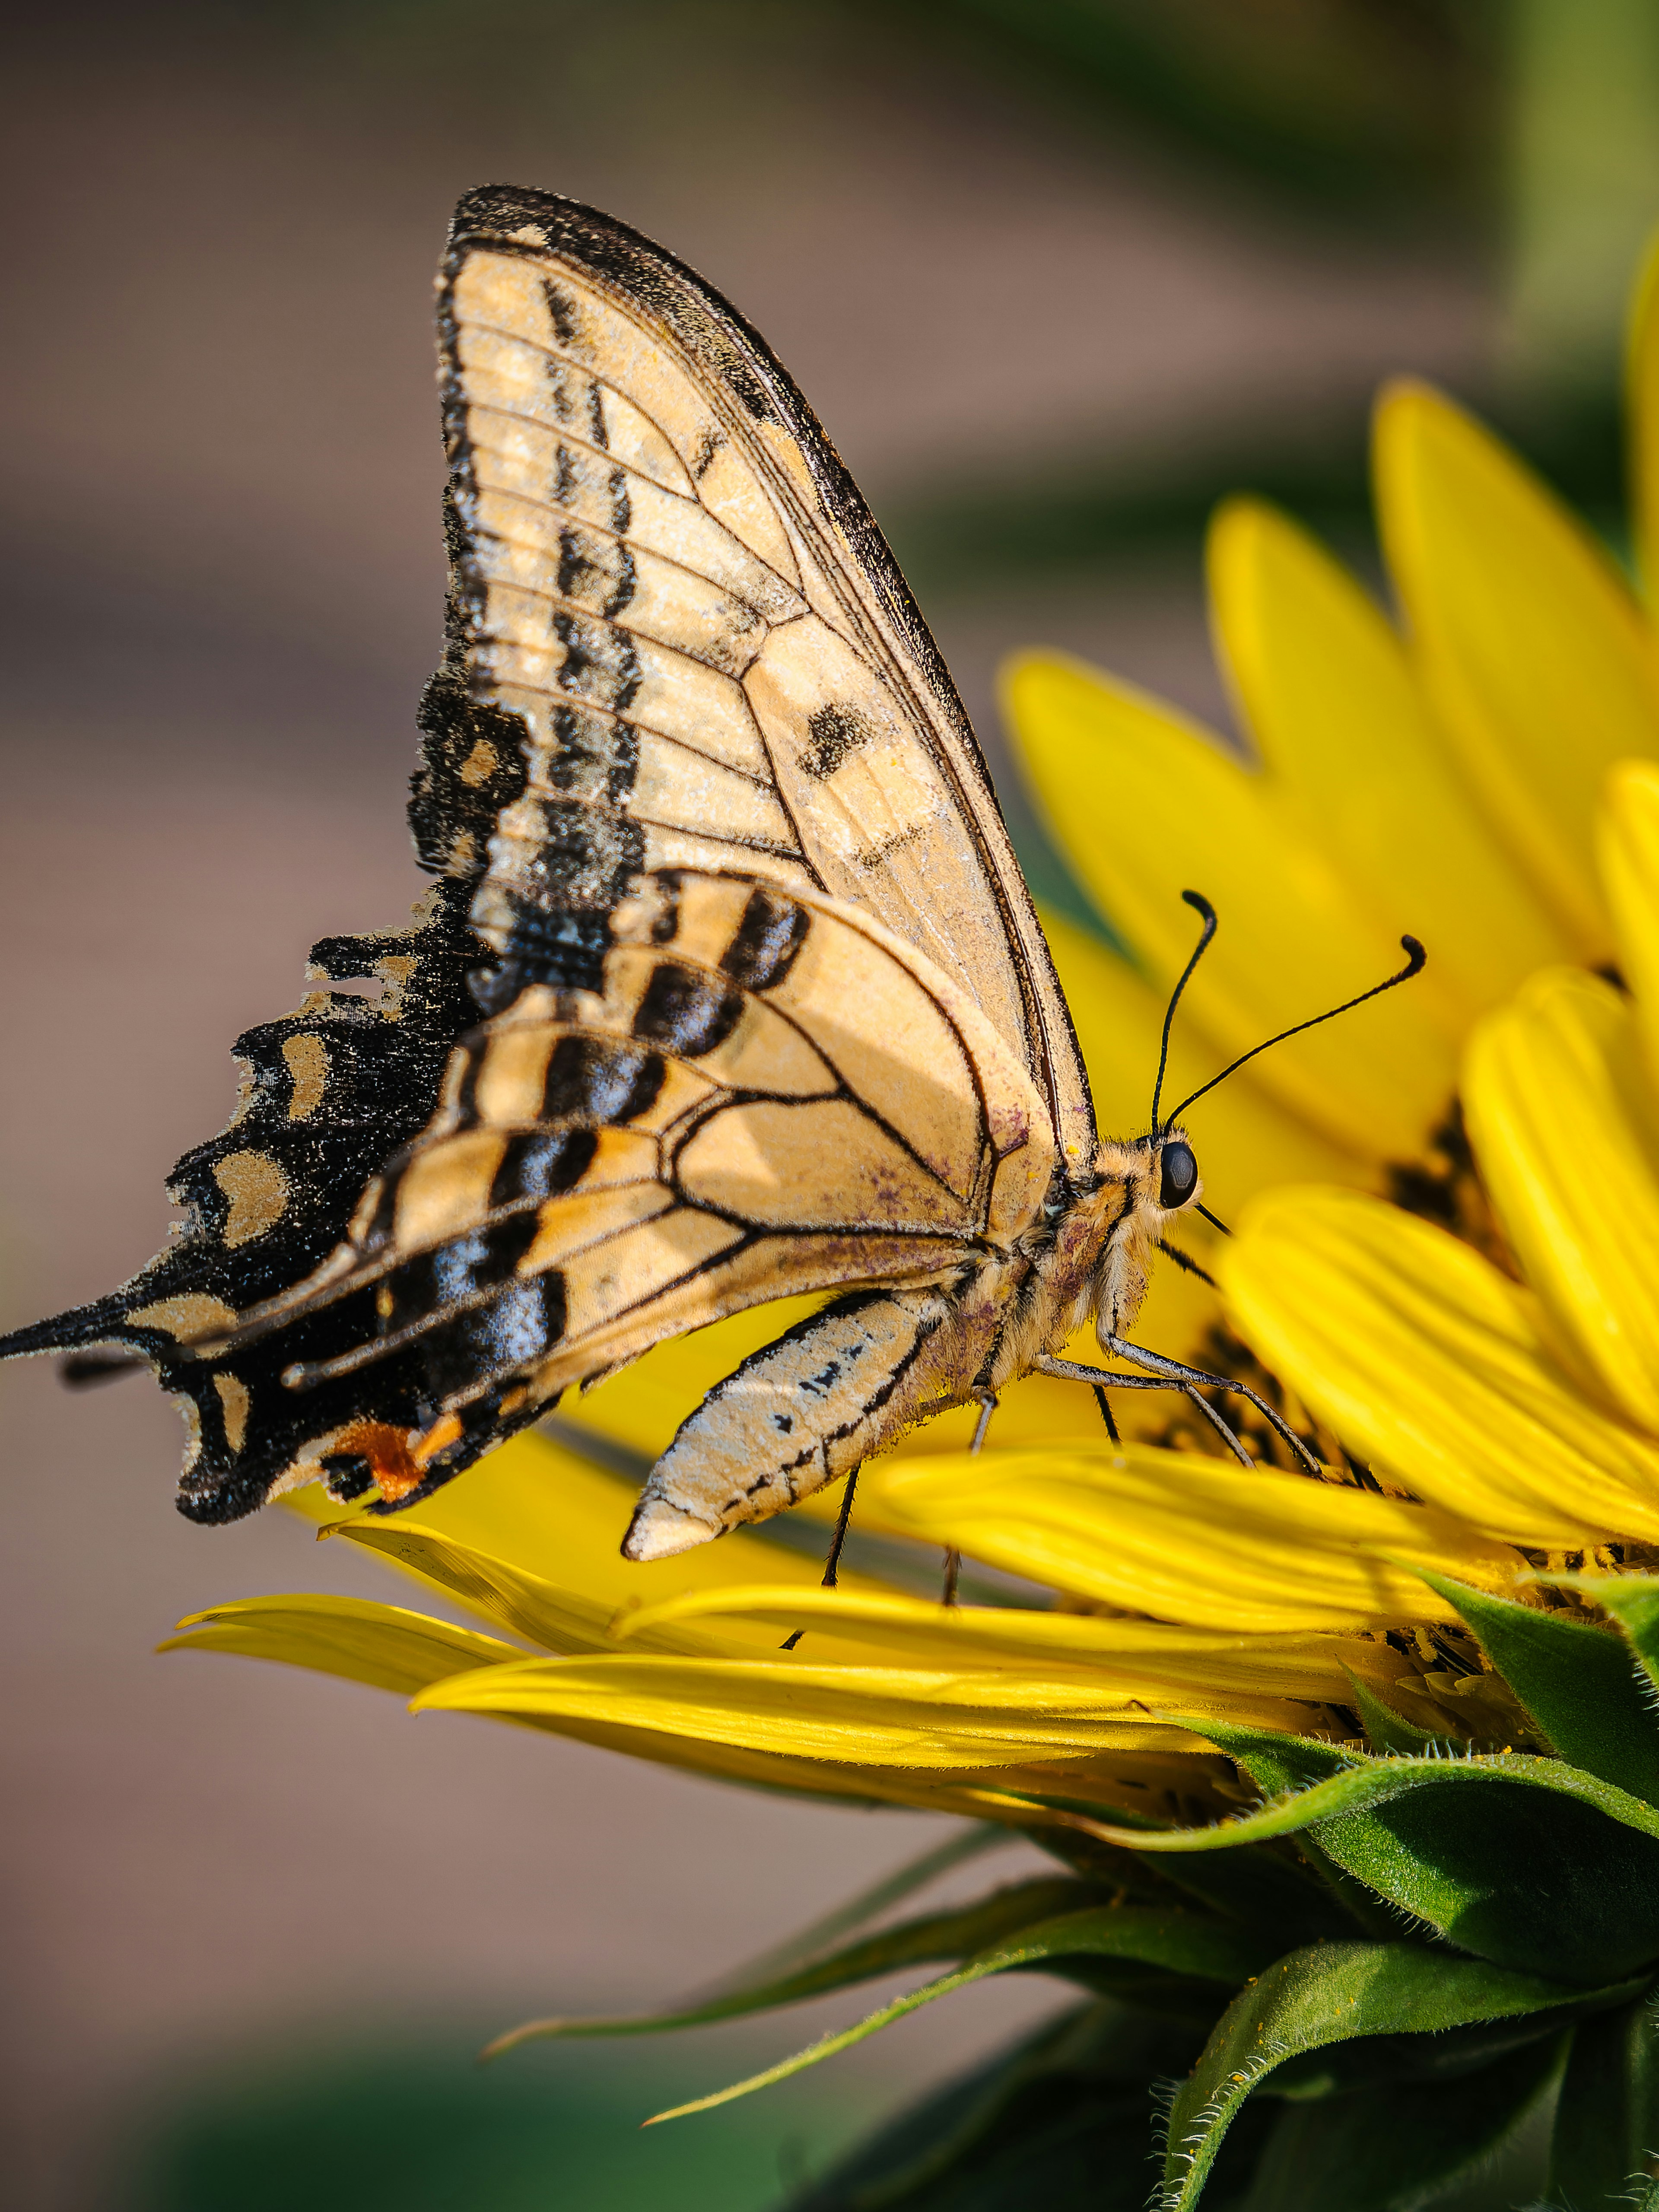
0;186;1093;1523
226;871;1055;1500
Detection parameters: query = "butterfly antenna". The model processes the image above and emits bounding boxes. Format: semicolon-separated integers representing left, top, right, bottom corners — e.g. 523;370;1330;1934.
1164;936;1426;1127
1150;891;1218;1134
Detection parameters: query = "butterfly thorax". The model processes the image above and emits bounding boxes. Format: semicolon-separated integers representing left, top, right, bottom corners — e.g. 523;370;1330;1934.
976;1126;1199;1388
1083;1129;1201;1348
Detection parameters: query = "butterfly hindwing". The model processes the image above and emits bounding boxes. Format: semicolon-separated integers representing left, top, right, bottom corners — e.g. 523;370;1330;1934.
217;872;1056;1500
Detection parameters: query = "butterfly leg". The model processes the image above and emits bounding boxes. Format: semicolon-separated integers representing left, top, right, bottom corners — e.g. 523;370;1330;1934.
1101;1334;1322;1474
1091;1385;1120;1444
969;1393;998;1453
1036;1341;1321;1476
939;1392;996;1608
941;1548;961;1607
1042;1363;1255;1467
820;1465;862;1591
779;1461;867;1647
1038;1355;1257;1468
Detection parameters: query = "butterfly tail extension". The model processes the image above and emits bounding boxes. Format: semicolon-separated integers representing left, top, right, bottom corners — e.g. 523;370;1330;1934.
0;882;502;1522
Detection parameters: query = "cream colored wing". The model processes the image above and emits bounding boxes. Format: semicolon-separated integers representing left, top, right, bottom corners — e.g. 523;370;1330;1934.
211;872;1056;1500
425;184;1094;1169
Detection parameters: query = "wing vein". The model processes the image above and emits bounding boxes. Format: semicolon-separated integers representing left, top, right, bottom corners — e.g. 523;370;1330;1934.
469;478;798;621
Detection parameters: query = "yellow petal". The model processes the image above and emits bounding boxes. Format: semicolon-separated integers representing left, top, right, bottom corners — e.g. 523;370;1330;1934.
173;1589;1167;1816
162;1592;521;1695
1374;379;1659;958
330;1521;746;1658
612;1583;1418;1705
1463;965;1659;1433
844;1443;1520;1633
1002;649;1452;1158
1208;495;1565;1019
1221;1185;1659;1545
1628;226;1659;594
323;1430;904;1608
1599;756;1659;1089
412;1654;1320;1767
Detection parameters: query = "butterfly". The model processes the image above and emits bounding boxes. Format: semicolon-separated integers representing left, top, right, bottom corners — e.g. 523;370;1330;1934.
0;185;1420;1561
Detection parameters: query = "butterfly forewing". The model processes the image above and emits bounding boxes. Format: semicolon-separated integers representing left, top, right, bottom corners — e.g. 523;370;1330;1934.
439;188;1092;1162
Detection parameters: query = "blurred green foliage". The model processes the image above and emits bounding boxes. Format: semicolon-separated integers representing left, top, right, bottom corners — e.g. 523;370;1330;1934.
146;0;1659;579
901;0;1491;215
884;0;1658;590
117;2026;877;2212
884;377;1630;612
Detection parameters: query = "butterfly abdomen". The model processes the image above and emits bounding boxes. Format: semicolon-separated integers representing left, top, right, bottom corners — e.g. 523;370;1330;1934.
623;1283;962;1559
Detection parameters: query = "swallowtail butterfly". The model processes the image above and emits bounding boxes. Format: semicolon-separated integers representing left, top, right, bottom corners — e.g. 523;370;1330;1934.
0;187;1418;1560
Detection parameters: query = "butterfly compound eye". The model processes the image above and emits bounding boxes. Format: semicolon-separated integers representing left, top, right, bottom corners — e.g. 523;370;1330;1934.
1158;1141;1198;1211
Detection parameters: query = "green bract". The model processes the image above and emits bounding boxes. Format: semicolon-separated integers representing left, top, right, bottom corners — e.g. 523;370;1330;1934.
503;1572;1659;2209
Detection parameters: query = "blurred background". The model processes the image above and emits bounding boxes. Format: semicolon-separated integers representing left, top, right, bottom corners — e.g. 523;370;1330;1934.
2;2;1657;2205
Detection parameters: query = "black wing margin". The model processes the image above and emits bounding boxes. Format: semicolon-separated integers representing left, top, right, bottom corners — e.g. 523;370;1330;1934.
0;879;536;1520
0;554;543;1520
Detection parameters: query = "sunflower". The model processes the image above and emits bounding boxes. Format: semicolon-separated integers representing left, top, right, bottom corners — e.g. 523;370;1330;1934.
509;227;1659;1480
1222;758;1659;1566
1001;254;1659;1373
165;241;1659;2209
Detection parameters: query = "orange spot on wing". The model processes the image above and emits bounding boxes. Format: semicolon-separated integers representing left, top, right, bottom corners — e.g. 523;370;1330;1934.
413;1413;466;1471
332;1419;423;1502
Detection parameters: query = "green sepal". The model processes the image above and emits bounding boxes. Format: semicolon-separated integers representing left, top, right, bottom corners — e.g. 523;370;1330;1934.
1041;1822;1364;1947
1549;1996;1659;2208
1419;1570;1659;1804
709;1825;1015;1993
1238;2031;1567;2212
1125;1722;1659;1854
483;1877;1095;2055
1185;1718;1352;1799
1147;1843;1369;1951
1263;2005;1577;2100
635;1904;1273;2126
1569;1571;1659;1690
1311;1778;1659;1985
1343;1667;1439;1757
792;2001;1213;2212
1282;1829;1408;1945
1159;1940;1645;2210
1095;1721;1659;1983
